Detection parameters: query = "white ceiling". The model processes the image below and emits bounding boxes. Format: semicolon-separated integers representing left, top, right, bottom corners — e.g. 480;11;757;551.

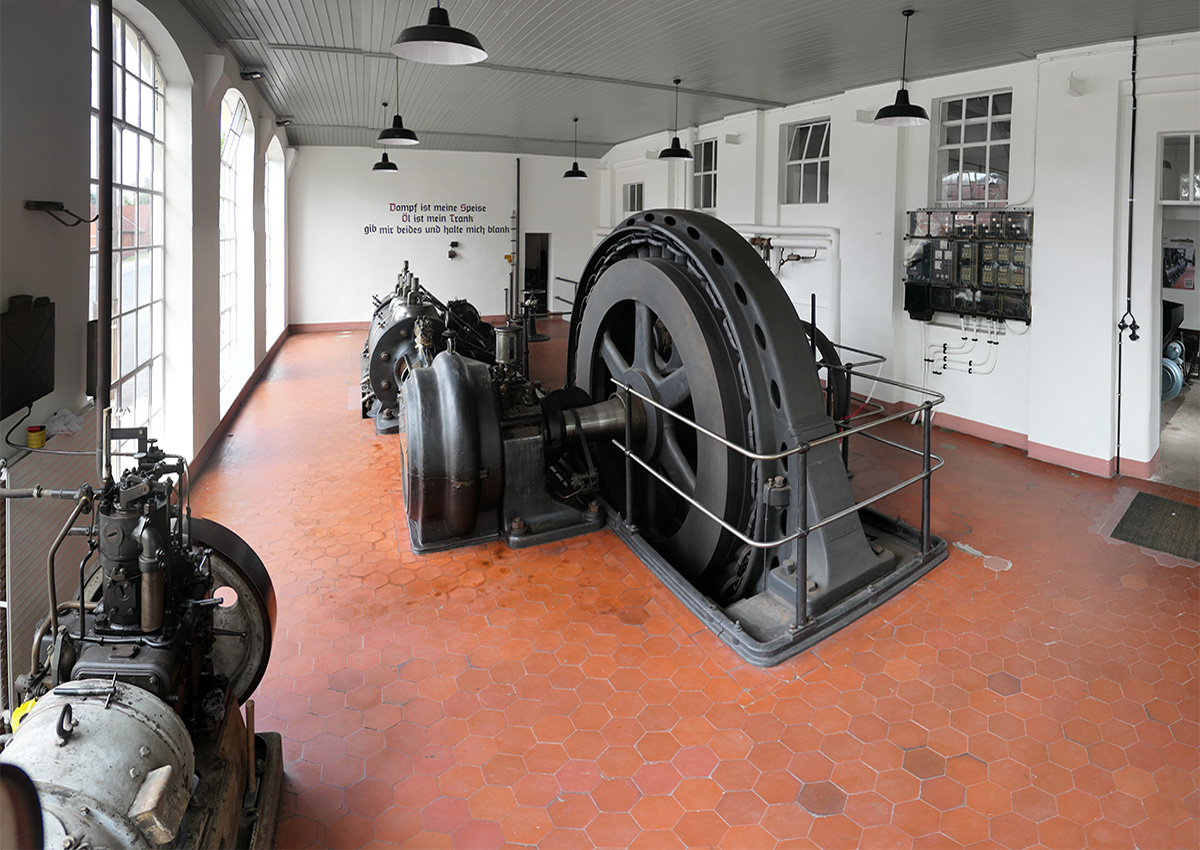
179;0;1199;156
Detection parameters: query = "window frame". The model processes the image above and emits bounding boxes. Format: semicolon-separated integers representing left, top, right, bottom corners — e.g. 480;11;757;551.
782;119;831;205
693;139;717;210
90;4;167;440
933;90;1013;208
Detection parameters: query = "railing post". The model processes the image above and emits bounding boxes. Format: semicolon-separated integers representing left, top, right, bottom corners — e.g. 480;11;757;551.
921;402;932;556
794;444;810;629
841;364;854;472
624;386;636;533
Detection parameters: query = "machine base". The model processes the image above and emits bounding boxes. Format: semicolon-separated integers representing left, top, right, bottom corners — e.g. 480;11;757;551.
610;507;947;667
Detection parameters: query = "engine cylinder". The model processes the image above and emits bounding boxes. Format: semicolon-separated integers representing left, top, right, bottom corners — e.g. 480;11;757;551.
0;682;194;849
99;506;147;630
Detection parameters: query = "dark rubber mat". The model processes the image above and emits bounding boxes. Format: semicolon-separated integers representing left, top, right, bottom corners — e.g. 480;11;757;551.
1110;491;1199;562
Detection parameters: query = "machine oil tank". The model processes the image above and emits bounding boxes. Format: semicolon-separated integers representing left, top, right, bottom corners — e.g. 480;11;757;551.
1;681;194;849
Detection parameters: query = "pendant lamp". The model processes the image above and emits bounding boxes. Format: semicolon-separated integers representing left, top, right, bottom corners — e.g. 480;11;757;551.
373;151;398;172
392;1;487;65
875;9;929;127
563;117;588;180
659;78;693;160
379;57;419;145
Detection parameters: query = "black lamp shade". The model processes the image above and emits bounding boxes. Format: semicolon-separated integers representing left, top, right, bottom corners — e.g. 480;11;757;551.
563;162;588;180
392;6;487;65
372;152;398;172
659;136;693;160
378;114;419;146
874;88;930;126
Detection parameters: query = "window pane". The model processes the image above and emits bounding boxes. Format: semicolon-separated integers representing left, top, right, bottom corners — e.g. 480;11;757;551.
152;361;164;416
139;134;152;192
709;141;716;170
140;39;154;83
821;125;829;157
155;94;165;141
992;92;1012;115
153;300;164;356
946;99;962;121
135;368;149;426
124;21;138;70
111;318;120;380
789;126;809;162
705;173;715;207
112;62;123;123
89;254;99;322
962;146;987;200
805;123;825;159
786;163;801;204
153;247;164;301
91;4;99;48
989;144;1010;201
966;96;989;119
141;82;154;131
121;251;137;312
121;313;137;376
137;306;151;364
152;195;163;248
125;71;139;124
90;115;99;180
963;123;987;144
122;127;138;187
153;140;164;189
693;174;702;206
802;162;818;204
92;51;100;109
818;162;829;203
938;149;960;202
991;120;1011;140
138;250;152;306
944;125;960;145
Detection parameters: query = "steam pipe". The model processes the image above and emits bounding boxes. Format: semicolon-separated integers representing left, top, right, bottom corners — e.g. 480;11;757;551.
46;496;89;640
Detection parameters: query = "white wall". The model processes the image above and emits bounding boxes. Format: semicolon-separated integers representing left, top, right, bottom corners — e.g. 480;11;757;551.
0;0;290;463
1;0;91;443
600;34;1200;476
288;148;599;322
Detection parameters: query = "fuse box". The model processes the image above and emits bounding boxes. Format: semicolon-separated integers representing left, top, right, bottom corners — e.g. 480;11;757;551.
902;208;1033;323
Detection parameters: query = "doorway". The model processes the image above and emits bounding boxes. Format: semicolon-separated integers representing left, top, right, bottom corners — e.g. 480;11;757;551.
1155;134;1199;489
523;233;550;314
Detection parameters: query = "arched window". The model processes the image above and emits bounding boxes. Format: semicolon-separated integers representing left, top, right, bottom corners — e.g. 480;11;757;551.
91;5;166;438
265;137;286;344
219;89;254;413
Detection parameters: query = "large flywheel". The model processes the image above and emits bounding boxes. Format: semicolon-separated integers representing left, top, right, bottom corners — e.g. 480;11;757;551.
569;210;873;603
574;258;752;586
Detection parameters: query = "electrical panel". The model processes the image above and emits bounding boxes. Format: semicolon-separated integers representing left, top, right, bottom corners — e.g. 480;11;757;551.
903;208;1033;324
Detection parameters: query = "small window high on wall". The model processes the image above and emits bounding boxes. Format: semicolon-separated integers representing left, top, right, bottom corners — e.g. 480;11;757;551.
90;4;167;439
935;91;1011;207
623;182;644;214
219;90;254;414
694;140;717;210
783;120;830;204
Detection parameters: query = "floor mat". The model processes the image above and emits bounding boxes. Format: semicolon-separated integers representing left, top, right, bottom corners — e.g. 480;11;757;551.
1109;491;1200;562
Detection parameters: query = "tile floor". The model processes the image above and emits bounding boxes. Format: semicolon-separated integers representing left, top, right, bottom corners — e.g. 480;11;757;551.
191;324;1198;849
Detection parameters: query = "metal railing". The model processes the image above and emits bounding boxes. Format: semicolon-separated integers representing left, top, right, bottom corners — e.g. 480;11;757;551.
613;368;944;630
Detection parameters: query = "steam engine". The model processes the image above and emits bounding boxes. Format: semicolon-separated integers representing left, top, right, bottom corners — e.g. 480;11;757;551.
361;261;495;434
1;429;279;849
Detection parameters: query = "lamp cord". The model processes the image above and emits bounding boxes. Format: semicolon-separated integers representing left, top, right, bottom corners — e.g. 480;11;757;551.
901;11;912;86
673;78;681;135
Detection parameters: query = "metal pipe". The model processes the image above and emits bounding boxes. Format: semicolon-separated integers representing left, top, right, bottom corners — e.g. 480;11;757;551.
46;497;88;642
0;487;81;500
795;446;809;628
624;389;635;532
921;403;932;555
97;0;114;484
616;380;943;461
612;439;943;550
